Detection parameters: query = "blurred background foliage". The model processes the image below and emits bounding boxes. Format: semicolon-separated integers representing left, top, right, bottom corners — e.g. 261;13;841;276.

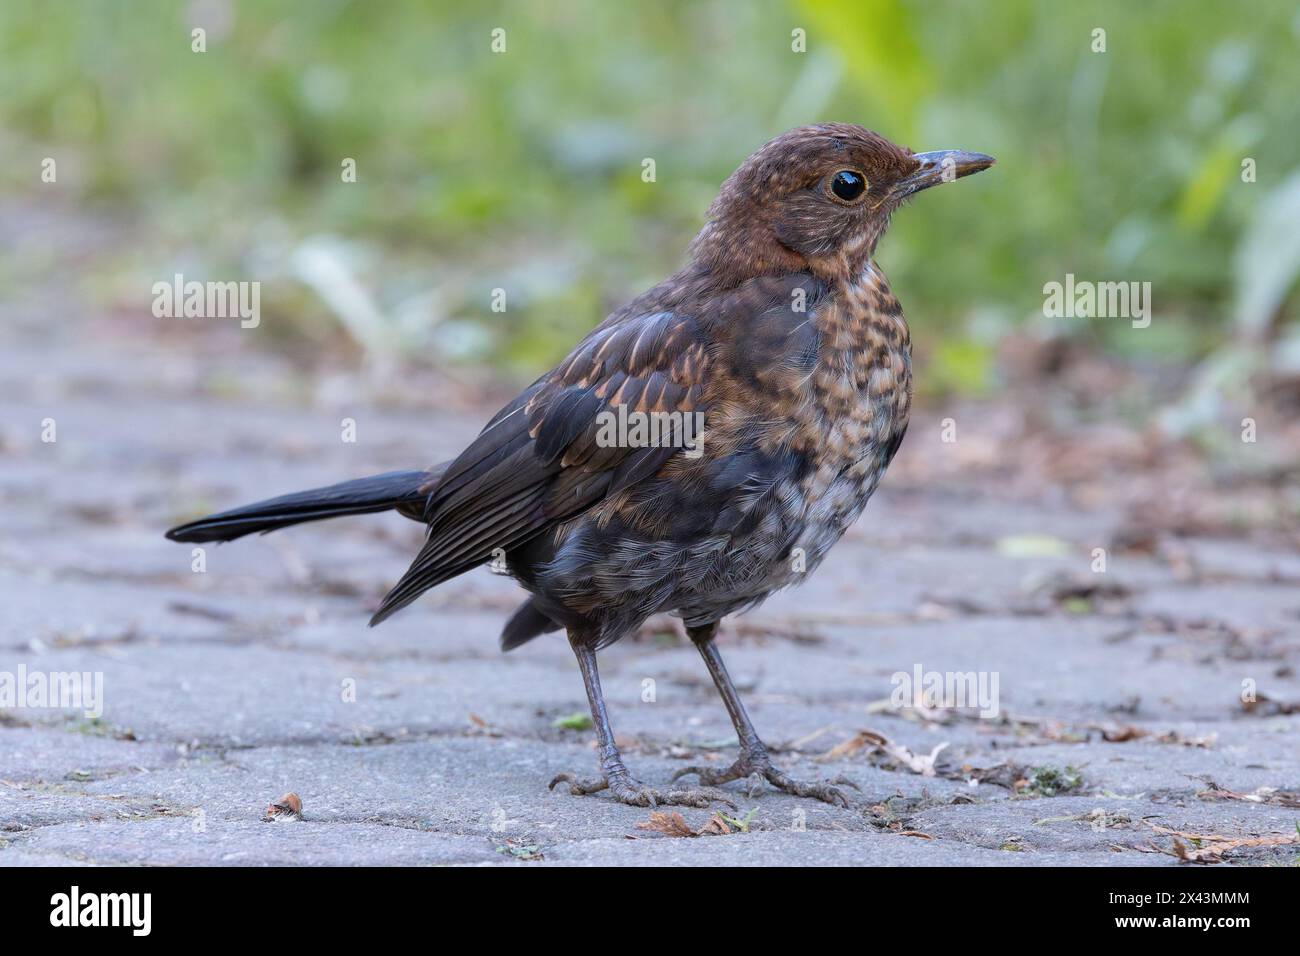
2;0;1298;399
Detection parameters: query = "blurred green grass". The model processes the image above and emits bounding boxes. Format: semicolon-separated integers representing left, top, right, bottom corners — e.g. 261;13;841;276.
2;0;1297;389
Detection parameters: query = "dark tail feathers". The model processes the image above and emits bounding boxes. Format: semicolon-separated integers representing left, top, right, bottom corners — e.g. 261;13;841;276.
166;469;437;543
500;598;562;651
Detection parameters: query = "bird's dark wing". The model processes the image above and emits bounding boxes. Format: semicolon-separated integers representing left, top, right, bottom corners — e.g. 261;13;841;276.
370;309;710;624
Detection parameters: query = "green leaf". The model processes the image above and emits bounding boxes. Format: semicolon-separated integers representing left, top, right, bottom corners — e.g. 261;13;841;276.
552;712;594;731
996;534;1070;559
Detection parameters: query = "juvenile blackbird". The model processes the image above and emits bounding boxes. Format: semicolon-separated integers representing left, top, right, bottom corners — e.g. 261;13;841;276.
168;124;993;808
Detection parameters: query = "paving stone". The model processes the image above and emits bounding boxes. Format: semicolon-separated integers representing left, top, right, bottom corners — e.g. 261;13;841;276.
3;325;1296;866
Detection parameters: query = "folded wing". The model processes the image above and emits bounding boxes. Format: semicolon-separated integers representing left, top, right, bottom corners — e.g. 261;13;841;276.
369;309;710;625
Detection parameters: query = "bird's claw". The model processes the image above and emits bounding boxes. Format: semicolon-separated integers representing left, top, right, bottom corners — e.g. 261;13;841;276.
550;771;734;809
673;756;858;808
548;772;610;797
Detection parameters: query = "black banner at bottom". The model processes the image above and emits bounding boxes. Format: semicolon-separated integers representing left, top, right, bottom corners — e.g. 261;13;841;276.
0;862;1282;939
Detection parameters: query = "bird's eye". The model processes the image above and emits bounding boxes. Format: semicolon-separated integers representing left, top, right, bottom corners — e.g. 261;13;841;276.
829;170;867;202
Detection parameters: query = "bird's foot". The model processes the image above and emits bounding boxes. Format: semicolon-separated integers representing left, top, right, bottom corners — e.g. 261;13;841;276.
672;748;858;808
549;771;735;809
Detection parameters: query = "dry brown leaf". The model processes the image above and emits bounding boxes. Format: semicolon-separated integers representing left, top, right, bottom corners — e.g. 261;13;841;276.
818;729;887;761
635;811;697;838
635;809;742;838
1195;781;1300;808
1150;823;1300;863
699;813;733;836
1099;724;1147;742
819;729;948;776
1169;835;1298;863
264;791;302;821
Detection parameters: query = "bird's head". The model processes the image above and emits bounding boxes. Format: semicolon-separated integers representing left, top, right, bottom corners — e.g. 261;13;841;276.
690;123;994;283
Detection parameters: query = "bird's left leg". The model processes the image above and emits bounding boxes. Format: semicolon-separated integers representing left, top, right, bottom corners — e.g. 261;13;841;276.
672;622;857;807
549;629;734;809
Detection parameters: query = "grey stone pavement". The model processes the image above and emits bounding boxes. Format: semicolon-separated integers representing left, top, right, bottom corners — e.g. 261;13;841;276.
2;228;1298;866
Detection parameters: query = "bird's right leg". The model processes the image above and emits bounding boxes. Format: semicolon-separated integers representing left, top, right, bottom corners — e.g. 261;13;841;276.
549;630;733;809
672;622;857;807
